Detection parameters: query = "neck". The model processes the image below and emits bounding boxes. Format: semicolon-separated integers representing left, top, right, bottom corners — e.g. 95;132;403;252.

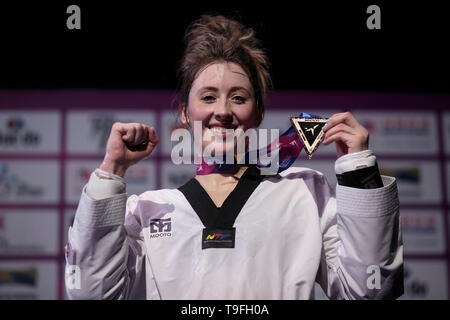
195;165;250;188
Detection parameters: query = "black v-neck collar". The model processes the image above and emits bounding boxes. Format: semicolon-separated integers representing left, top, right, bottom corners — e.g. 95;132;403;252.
178;165;265;229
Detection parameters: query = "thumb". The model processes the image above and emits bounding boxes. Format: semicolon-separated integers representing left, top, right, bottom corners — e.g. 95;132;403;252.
146;126;159;145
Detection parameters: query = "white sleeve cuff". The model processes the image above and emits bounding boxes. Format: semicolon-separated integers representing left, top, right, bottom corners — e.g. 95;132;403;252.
334;149;377;175
85;168;127;200
75;188;127;228
336;175;398;217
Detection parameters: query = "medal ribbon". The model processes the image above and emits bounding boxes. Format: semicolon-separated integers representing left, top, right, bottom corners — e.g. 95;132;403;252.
196;112;322;175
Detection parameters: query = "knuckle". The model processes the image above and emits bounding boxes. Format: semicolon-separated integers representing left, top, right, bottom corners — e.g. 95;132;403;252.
358;132;367;141
360;127;369;137
112;122;121;129
363;132;370;140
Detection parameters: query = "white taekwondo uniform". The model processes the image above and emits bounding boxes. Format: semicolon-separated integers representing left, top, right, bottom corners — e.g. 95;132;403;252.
65;150;403;300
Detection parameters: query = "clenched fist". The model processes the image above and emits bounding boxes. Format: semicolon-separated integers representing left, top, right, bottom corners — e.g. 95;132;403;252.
99;122;159;177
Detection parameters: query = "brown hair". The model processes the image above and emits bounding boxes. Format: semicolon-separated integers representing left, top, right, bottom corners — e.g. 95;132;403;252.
178;14;272;126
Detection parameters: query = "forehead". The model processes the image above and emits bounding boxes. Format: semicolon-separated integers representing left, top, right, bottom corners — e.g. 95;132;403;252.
191;62;252;90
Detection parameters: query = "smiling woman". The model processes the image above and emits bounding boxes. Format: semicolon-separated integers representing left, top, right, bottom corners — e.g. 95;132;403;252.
65;14;403;300
182;62;257;156
178;15;272;128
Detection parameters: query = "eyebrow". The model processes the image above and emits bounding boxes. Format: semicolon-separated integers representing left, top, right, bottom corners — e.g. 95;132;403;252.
197;86;252;95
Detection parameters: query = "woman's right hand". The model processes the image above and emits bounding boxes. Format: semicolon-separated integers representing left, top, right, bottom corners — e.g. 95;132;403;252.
99;122;159;177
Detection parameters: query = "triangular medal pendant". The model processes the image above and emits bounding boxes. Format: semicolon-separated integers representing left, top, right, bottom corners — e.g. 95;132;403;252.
290;117;328;159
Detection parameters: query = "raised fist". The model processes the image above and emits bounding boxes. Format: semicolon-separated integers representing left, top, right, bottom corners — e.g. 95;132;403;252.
99;122;159;177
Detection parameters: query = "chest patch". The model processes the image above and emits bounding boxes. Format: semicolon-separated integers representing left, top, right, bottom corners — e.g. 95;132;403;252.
178;165;264;250
202;228;236;249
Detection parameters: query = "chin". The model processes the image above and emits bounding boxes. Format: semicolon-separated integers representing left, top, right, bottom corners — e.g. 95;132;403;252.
202;142;235;158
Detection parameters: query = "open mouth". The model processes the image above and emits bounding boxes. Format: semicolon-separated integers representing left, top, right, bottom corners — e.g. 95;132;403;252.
206;125;238;135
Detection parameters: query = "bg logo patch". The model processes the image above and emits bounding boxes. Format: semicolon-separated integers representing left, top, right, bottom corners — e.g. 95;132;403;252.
202;228;235;249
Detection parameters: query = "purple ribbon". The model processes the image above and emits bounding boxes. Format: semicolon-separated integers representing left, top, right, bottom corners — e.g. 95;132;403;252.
196;112;322;175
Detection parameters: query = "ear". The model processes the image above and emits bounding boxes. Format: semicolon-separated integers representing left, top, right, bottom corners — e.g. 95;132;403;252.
253;109;262;128
254;114;262;128
180;104;189;126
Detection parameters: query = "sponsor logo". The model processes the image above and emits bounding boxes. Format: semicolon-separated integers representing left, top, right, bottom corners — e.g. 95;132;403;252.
88;115;145;152
0;213;46;253
380;166;421;197
0;163;44;199
0;268;37;287
382;118;430;136
167;172;195;188
403;267;429;297
360;119;376;134
0;216;6;249
125;167;149;184
90;116;116;151
0;235;42;253
401;213;443;254
402;215;437;234
380;167;420;184
149;218;172;238
67;167;92;200
78;168;91;184
76;166;149;188
0;118;41;147
206;233;232;241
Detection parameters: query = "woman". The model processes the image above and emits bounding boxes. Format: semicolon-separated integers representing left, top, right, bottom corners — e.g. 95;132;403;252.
65;15;403;299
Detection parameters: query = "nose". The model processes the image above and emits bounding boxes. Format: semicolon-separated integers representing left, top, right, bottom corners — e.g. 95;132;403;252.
214;98;233;122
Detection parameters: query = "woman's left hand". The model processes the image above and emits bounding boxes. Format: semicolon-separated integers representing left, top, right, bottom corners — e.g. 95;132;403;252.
322;111;369;158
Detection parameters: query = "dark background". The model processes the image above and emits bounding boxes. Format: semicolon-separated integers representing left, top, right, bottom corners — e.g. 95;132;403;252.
0;1;449;93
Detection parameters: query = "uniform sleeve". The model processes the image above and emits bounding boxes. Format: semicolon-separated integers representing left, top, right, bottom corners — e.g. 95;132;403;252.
314;174;404;300
65;180;147;300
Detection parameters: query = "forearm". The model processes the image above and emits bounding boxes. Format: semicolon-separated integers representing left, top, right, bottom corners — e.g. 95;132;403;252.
66;170;131;300
86;168;127;200
318;151;403;299
333;176;403;299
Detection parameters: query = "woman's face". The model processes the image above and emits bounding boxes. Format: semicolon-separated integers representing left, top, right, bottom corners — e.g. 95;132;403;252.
182;62;257;156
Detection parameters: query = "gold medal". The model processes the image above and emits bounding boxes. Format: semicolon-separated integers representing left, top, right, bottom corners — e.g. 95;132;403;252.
290;117;328;159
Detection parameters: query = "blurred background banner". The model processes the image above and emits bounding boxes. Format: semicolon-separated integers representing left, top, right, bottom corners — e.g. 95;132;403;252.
0;90;449;300
0;1;449;300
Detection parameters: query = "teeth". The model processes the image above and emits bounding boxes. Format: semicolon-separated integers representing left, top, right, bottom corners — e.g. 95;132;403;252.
209;127;234;133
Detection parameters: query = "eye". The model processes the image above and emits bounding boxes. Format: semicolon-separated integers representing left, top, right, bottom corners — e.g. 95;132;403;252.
201;95;216;103
232;96;246;104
